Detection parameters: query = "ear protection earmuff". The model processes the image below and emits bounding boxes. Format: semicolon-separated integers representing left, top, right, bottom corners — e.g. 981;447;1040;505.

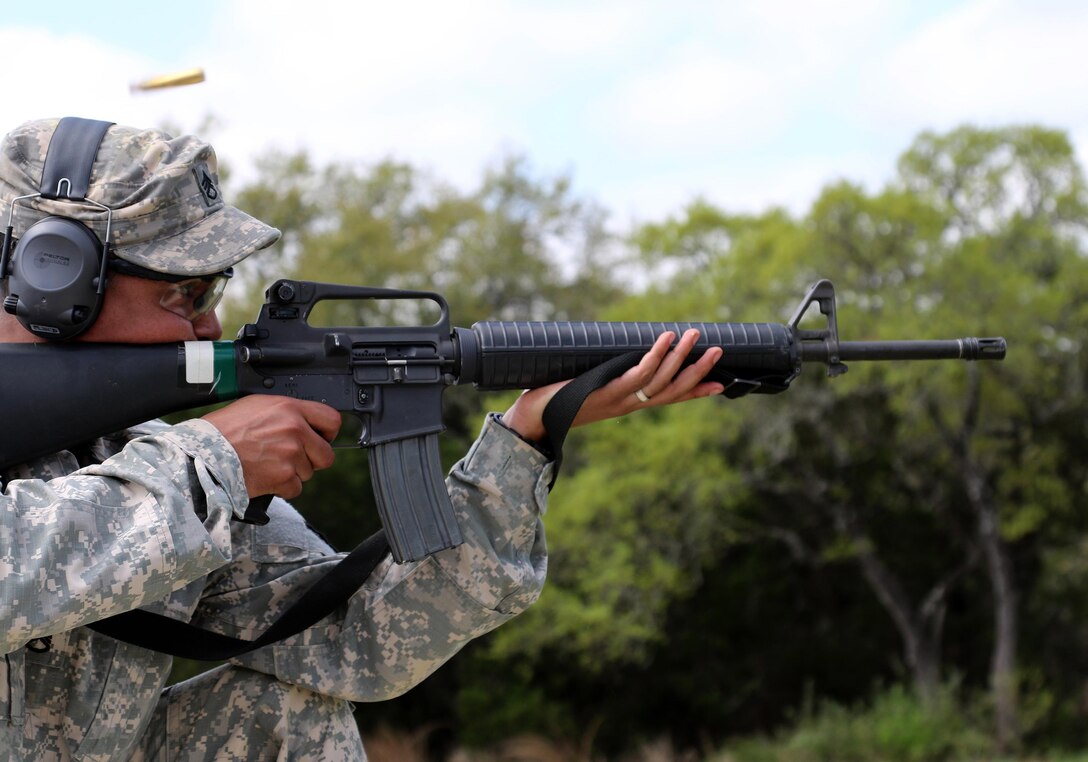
0;117;115;340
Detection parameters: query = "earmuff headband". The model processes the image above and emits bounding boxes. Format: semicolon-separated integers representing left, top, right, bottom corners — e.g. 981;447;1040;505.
40;117;114;200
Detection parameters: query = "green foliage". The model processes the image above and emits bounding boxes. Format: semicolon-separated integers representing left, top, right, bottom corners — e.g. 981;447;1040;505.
453;650;582;747
482;400;746;669
225;151;621;326
723;683;992;762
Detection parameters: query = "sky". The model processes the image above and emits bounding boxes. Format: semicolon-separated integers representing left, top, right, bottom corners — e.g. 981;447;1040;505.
3;0;1087;228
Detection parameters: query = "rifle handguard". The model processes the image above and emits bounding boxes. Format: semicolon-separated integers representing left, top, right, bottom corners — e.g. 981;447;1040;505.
465;320;798;395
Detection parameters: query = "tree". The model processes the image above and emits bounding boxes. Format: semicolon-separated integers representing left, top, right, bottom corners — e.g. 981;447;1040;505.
464;126;1088;755
886;125;1088;752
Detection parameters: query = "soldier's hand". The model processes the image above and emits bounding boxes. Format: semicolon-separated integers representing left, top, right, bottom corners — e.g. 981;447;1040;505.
202;396;341;498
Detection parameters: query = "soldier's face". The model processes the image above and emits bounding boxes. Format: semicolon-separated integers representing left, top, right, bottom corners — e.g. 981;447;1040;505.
78;273;224;344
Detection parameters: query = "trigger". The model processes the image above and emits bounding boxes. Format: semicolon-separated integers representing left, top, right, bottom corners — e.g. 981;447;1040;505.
332;412;366;448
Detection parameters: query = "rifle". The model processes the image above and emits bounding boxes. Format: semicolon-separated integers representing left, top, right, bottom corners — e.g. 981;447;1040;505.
0;278;1006;563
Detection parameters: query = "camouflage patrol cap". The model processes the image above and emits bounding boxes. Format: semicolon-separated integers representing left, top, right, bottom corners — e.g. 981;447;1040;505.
0;118;280;276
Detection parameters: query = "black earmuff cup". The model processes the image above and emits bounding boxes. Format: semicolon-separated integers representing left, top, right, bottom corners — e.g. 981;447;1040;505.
0;117;114;341
6;216;104;340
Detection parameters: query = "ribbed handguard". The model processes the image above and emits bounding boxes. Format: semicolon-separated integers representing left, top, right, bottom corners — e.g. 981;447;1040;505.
459;320;799;393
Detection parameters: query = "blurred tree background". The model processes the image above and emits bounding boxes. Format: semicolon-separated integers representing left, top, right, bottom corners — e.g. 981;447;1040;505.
194;124;1087;760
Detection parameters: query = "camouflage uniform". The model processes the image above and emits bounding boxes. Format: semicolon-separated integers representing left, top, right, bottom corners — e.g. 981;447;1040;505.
1;415;552;760
0;119;554;760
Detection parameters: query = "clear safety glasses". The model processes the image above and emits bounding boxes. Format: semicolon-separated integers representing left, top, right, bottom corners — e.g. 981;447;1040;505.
157;274;232;320
109;259;234;321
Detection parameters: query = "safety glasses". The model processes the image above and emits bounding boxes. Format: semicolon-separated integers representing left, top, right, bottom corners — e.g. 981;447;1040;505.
157;274;232;320
110;259;234;320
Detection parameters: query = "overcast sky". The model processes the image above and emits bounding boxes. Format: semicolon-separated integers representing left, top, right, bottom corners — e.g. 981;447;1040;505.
4;0;1086;227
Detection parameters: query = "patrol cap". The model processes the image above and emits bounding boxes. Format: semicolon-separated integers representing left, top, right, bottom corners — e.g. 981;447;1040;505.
0;118;280;277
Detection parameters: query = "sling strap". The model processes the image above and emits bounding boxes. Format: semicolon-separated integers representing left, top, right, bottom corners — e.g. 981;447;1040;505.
87;529;390;660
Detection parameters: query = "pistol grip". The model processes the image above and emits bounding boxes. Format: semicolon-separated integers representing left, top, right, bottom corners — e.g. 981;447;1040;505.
368;433;464;563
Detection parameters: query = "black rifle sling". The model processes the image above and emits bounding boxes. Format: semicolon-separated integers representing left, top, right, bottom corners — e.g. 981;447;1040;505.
87;529;390;660
87;353;643;659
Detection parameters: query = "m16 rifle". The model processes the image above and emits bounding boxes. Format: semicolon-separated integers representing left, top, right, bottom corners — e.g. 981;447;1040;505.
0;278;1006;563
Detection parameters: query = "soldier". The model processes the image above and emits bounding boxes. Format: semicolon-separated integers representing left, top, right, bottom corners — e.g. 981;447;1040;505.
0;118;724;760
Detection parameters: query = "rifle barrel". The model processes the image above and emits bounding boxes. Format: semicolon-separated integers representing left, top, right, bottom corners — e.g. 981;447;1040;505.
799;337;1007;362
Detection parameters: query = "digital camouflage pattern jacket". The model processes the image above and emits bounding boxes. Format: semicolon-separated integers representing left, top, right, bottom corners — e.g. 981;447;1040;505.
0;414;551;760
